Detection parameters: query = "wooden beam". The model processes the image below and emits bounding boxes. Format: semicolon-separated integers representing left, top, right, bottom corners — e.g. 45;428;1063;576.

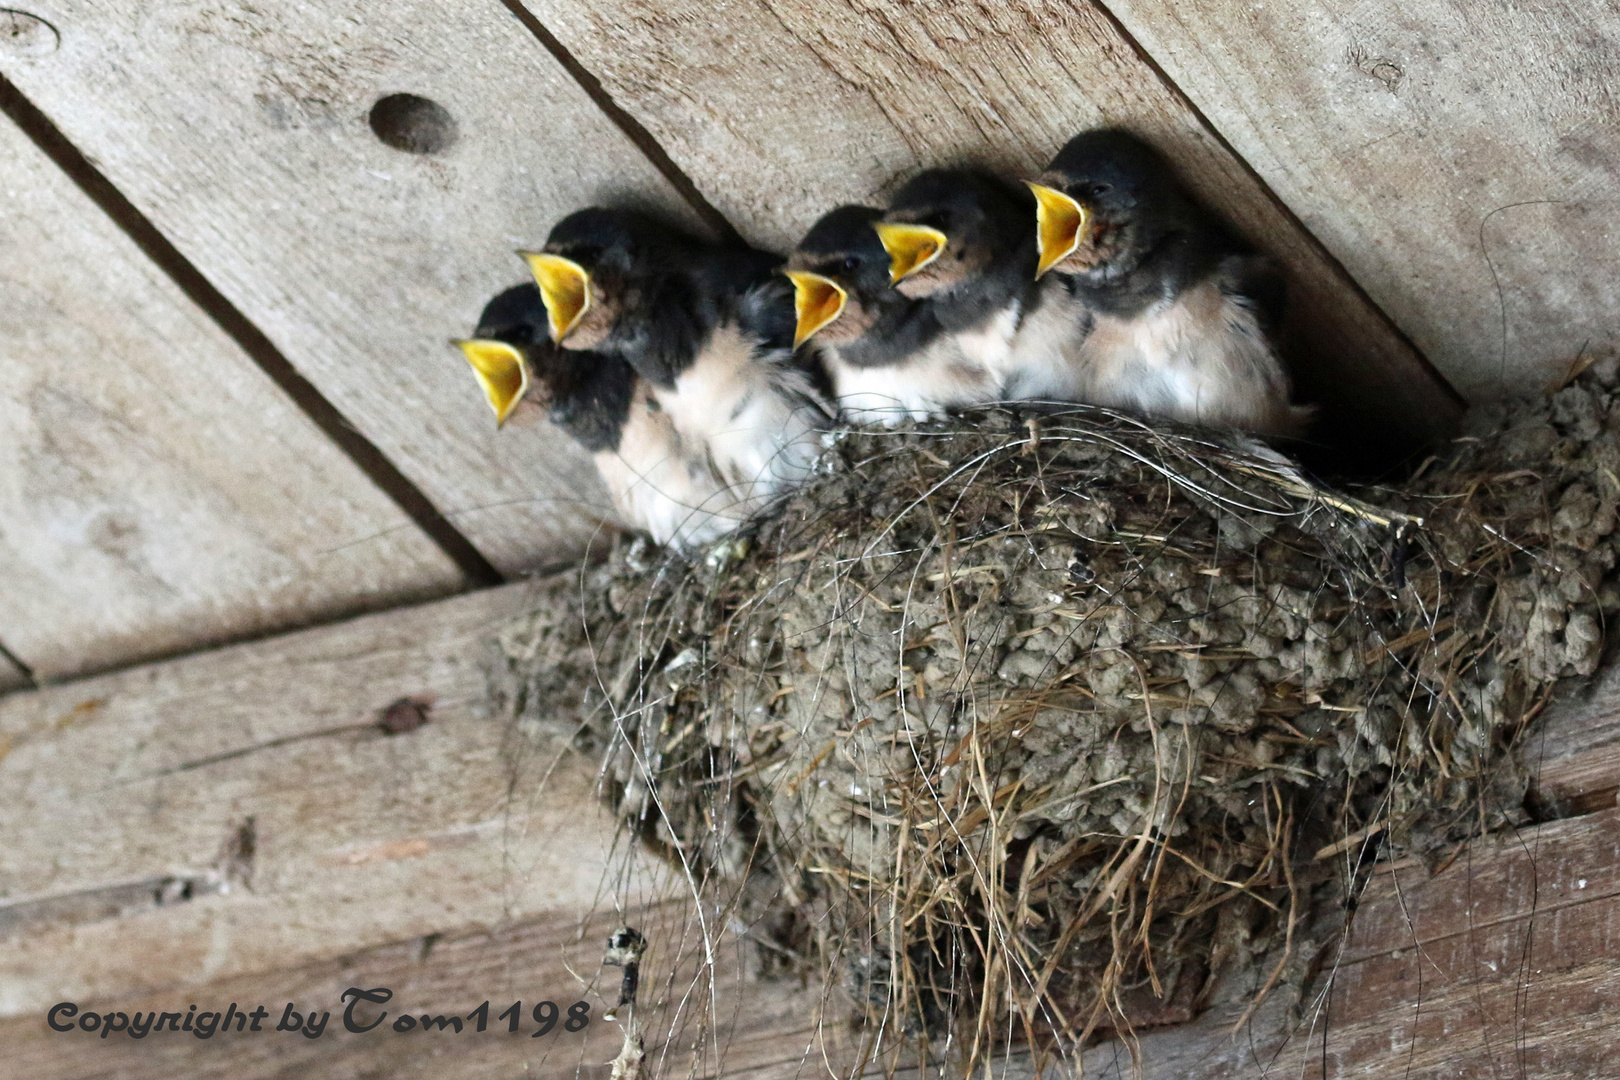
31;796;1608;1078
1265;809;1620;1078
7;558;1620;1076
0;114;462;682
1097;0;1620;400
962;812;1620;1078
524;0;1462;455
0;577;667;1018
0;648;30;695
1530;663;1620;814
0;899;833;1080
0;0;707;576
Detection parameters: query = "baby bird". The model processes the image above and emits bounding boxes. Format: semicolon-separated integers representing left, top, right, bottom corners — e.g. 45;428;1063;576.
456;283;755;549
1027;129;1311;437
522;208;830;535
876;168;1089;403
786;204;998;425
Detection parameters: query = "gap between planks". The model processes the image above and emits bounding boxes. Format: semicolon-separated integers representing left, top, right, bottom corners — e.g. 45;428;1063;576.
495;0;741;245
0;72;503;589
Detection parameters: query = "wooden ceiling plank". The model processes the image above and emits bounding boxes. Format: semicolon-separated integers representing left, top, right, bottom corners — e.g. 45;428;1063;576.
0;898;828;1080
0;115;462;682
0;0;706;574
1097;0;1620;400
1268;807;1620;1078
0;647;30;694
1528;662;1620;813
0;577;663;1017
524;0;1463;453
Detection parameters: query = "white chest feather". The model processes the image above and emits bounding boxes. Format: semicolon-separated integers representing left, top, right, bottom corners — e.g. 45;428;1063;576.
824;311;1012;426
595;381;741;549
655;323;826;499
1000;277;1091;402
1070;281;1305;436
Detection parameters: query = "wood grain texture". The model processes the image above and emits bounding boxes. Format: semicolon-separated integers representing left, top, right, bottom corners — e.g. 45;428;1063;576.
525;0;1462;455
0;899;836;1080
1263;809;1620;1078
1019;813;1620;1078
0;578;664;1018
1529;662;1620;813
0;0;705;575
0;114;461;682
0;648;29;694
8;598;1620;1080
1100;0;1620;401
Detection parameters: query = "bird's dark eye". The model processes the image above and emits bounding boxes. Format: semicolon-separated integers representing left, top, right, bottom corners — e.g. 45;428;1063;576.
842;256;860;272
1090;183;1113;197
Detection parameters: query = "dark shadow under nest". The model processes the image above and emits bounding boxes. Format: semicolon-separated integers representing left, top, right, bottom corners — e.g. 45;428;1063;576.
490;356;1618;1074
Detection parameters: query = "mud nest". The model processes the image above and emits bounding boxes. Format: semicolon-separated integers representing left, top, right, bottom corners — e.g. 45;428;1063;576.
492;356;1618;1067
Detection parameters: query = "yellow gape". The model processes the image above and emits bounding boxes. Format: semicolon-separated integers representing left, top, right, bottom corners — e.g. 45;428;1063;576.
454;338;530;427
874;222;948;284
1025;182;1092;278
785;270;848;349
520;252;592;343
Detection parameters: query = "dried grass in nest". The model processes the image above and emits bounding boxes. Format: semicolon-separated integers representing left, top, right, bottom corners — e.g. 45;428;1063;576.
492;357;1620;1072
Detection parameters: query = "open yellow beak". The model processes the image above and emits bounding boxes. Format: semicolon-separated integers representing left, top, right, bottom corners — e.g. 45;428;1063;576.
874;221;948;284
785;270;848;348
1026;182;1092;278
519;252;592;343
454;338;530;427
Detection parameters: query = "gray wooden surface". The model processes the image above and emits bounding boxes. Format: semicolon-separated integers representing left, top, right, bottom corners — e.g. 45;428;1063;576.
526;0;1463;451
0;649;28;694
0;114;461;682
4;516;1620;1075
0;897;829;1080
0;0;704;578
0;578;664;1017
1102;0;1620;400
6;2;1620;1072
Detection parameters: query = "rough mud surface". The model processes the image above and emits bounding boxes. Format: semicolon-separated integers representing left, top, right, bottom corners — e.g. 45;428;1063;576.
490;358;1618;1062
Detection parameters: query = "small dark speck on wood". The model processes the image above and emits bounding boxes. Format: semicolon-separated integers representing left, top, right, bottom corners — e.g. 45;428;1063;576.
1347;45;1404;91
216;816;257;891
378;696;432;735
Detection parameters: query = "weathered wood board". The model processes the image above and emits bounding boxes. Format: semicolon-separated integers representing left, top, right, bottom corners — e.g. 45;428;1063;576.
0;648;29;694
526;0;1463;455
0;114;462;682
1530;662;1620;814
0;899;832;1080
1263;809;1620;1078
0;0;707;576
7;556;1620;1075
1101;0;1620;400
0;577;665;1017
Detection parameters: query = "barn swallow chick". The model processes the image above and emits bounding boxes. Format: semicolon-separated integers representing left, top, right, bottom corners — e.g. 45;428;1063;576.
522;208;830;531
1028;130;1311;437
787;204;999;425
877;169;1090;403
456;283;751;549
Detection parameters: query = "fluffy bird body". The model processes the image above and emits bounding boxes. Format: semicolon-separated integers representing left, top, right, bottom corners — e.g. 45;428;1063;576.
1032;130;1310;437
461;285;745;549
878;169;1091;405
530;209;829;545
788;205;1002;426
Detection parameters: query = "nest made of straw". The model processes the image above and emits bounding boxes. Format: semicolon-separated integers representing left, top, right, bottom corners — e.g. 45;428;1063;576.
491;356;1619;1065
